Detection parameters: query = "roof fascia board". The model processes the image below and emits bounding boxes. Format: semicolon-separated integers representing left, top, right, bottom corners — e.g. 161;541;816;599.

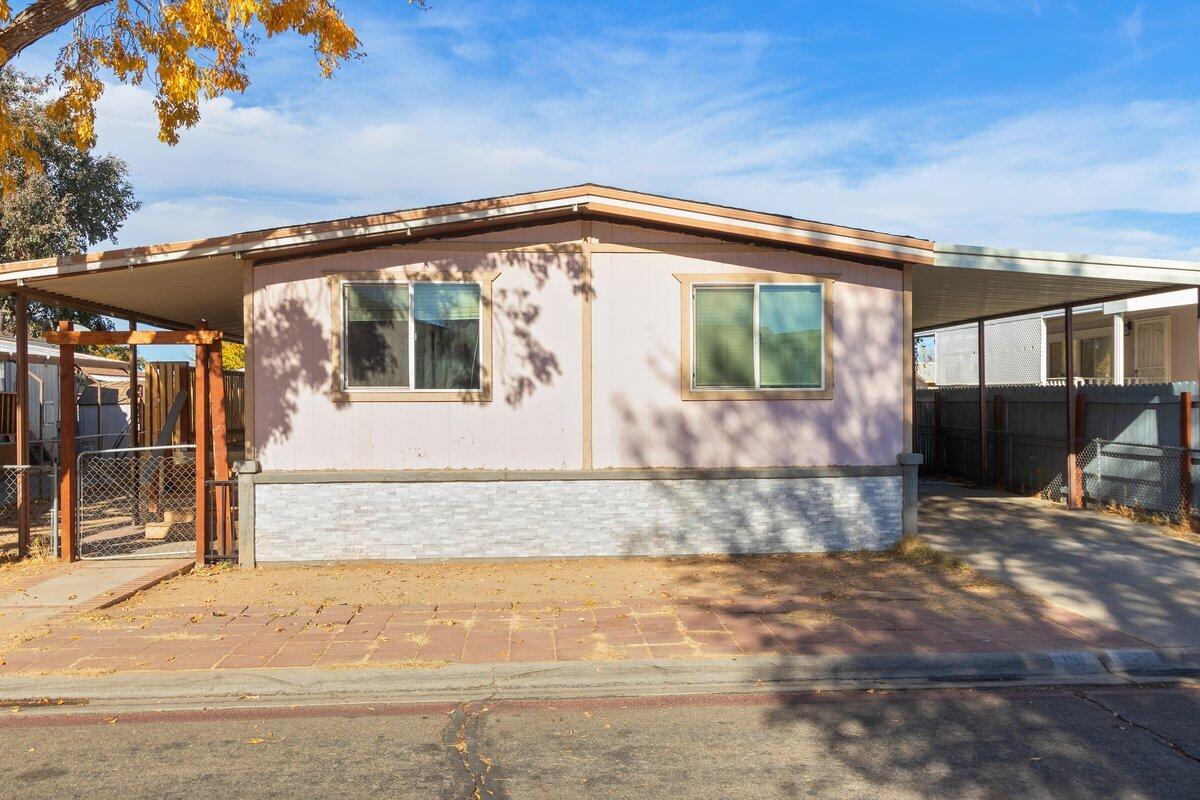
936;243;1200;284
581;197;932;263
0;189;935;283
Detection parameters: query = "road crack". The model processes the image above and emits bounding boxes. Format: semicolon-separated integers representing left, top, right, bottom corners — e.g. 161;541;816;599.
1075;690;1200;765
441;698;508;800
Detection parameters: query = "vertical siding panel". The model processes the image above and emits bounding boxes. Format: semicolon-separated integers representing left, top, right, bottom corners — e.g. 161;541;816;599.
255;226;903;472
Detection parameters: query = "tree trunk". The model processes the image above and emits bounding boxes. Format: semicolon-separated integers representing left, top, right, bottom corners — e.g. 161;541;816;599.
0;0;110;64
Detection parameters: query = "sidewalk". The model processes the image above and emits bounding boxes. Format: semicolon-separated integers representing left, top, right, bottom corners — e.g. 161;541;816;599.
0;589;1147;674
0;559;192;654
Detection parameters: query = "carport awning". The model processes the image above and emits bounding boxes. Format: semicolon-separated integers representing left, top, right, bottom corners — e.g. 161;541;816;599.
0;184;1198;337
914;245;1200;330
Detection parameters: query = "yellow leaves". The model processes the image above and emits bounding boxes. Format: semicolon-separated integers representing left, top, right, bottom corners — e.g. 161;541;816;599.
0;98;42;193
0;0;428;179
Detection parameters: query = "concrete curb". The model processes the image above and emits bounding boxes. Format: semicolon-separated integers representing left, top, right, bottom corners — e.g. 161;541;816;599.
2;647;1197;716
1095;647;1200;681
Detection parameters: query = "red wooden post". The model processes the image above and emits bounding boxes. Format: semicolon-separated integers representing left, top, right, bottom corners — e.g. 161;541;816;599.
14;291;29;557
57;321;77;562
207;343;230;556
1181;391;1193;521
194;325;210;565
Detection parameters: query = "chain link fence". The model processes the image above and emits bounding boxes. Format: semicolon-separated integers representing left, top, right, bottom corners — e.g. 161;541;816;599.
1073;439;1197;522
0;465;57;558
77;445;196;560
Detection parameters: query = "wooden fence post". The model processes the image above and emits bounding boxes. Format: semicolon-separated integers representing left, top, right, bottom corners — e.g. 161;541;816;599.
1181;391;1193;522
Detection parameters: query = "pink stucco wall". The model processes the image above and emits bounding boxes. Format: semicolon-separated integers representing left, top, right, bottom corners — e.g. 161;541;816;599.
251;221;905;470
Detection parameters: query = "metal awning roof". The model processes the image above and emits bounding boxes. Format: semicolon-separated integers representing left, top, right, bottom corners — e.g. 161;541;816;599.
0;184;1196;338
913;244;1200;330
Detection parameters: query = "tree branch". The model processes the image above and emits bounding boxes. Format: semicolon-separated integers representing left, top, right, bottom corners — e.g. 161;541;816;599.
0;0;111;64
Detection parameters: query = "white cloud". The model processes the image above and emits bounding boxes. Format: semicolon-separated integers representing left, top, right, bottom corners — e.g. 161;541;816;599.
79;16;1200;260
1120;5;1145;49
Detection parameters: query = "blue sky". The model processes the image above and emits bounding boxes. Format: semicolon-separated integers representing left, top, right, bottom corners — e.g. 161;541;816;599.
15;0;1200;264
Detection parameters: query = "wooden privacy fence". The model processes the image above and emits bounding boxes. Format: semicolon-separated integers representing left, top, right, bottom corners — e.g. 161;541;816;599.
139;362;244;447
917;382;1200;519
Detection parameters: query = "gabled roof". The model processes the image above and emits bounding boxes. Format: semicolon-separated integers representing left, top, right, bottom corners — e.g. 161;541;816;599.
2;183;1199;337
0;184;935;283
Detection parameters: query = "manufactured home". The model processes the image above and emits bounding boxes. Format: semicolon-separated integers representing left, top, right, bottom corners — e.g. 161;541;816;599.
3;186;1200;564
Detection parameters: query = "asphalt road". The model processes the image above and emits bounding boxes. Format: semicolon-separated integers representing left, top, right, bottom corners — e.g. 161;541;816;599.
3;685;1199;799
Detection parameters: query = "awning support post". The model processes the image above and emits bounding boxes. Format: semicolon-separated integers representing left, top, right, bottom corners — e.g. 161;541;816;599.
57;321;77;562
1180;391;1193;522
1065;305;1079;509
128;317;139;447
14;290;29;557
978;319;987;484
194;320;210;566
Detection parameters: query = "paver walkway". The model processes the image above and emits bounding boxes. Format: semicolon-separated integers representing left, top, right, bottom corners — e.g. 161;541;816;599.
920;481;1200;648
0;560;191;649
0;590;1145;674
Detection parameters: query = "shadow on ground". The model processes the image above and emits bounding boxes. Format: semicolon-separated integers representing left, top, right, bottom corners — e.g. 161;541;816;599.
917;481;1200;648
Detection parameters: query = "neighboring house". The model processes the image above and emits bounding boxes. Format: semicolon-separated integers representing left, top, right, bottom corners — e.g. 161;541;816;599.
924;288;1195;386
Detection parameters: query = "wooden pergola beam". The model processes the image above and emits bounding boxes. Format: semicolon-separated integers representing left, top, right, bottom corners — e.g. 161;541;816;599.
43;330;222;346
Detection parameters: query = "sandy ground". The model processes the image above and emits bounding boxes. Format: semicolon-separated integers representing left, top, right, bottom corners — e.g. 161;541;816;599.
116;548;1028;617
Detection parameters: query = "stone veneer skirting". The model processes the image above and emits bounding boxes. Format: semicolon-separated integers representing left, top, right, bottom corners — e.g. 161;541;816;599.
251;469;903;562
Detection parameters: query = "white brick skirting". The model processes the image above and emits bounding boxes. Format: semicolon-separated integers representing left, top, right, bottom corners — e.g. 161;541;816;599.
252;474;903;562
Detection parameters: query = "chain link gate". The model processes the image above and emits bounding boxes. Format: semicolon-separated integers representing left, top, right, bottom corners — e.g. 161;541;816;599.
76;445;197;559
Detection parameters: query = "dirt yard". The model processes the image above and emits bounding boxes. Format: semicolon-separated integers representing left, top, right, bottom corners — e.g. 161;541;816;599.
118;540;1025;618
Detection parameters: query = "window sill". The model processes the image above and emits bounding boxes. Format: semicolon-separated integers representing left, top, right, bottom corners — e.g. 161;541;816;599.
681;387;833;401
332;390;491;403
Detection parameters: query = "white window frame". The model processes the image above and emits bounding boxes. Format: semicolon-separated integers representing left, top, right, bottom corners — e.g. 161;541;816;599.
340;279;484;393
689;281;826;392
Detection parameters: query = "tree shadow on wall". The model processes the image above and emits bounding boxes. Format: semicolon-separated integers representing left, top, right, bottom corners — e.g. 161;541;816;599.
253;235;592;452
